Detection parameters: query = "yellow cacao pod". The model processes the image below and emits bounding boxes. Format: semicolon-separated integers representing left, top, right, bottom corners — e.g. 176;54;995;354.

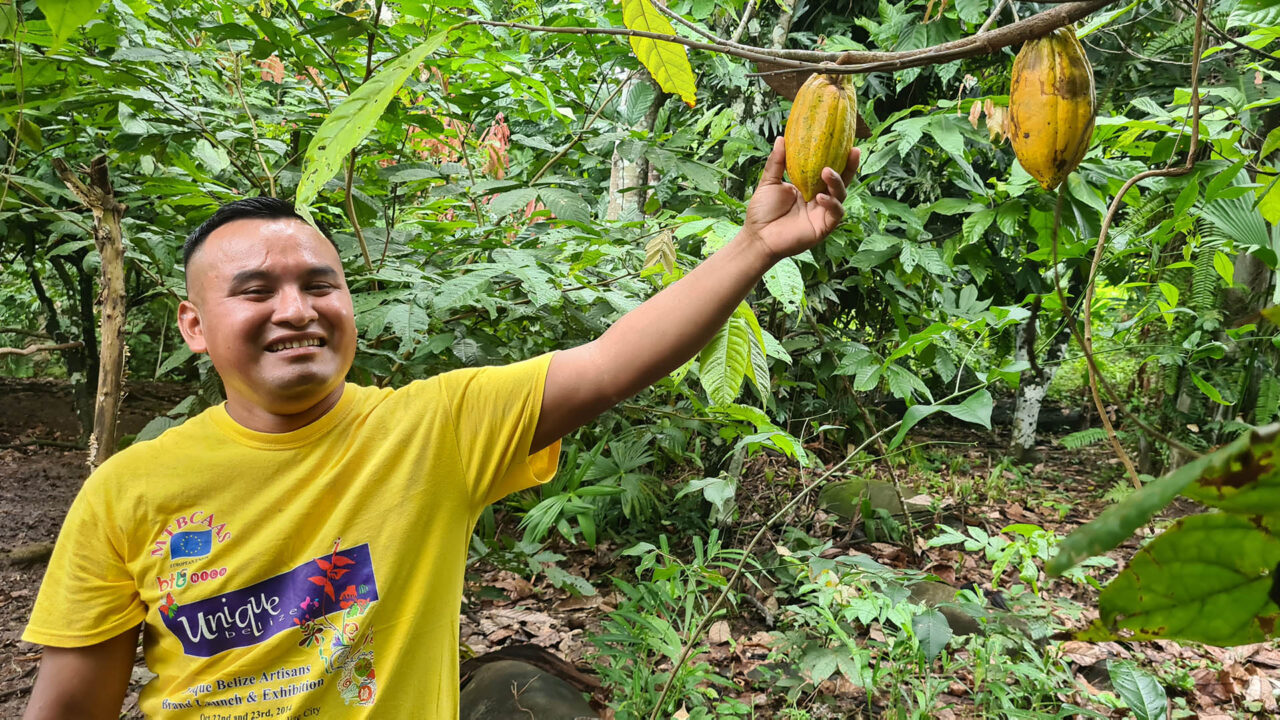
785;72;857;202
1008;27;1096;191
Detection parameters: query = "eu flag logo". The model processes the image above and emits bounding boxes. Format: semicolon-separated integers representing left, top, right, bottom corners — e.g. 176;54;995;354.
171;529;213;559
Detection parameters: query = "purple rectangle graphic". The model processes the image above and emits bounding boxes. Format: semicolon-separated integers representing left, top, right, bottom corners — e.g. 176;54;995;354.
161;544;379;657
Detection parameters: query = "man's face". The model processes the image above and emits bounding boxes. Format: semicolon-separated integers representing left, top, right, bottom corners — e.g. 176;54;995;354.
178;217;357;417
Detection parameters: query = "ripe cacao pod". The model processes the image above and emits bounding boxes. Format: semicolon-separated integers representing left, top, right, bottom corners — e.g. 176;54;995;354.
784;72;857;202
1008;27;1096;191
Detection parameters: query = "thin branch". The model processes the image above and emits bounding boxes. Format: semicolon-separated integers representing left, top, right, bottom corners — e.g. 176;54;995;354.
979;0;1010;34
1172;0;1280;64
0;342;83;358
1059;0;1208;468
345;152;375;272
731;0;757;44
229;44;277;197
530;70;636;186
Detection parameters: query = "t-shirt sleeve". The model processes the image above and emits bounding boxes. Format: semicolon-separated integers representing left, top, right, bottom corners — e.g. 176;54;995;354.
23;468;145;647
440;351;562;508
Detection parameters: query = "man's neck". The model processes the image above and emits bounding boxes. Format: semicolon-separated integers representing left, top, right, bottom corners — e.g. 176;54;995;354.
223;384;346;433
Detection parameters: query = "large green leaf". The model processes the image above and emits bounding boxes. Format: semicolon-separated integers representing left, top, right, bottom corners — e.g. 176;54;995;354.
295;32;447;222
1183;423;1280;514
1048;425;1280;576
887;389;992;450
699;302;753;406
37;0;104;50
1107;660;1168;720
1091;513;1280;646
620;0;696;107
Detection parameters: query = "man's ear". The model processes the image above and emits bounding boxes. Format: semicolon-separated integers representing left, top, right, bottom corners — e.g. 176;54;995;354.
177;300;209;354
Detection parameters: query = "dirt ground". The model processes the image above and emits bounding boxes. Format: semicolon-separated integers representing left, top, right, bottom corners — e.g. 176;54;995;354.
1;378;1278;719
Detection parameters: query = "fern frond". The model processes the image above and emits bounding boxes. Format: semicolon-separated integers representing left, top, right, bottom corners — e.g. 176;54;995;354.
1060;427;1122;450
1257;375;1280;425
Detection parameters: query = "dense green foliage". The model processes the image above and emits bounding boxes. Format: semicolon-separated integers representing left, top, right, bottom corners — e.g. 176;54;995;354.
3;0;1280;715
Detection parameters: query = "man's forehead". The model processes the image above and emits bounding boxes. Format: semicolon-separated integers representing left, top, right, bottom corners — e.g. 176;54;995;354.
187;217;343;292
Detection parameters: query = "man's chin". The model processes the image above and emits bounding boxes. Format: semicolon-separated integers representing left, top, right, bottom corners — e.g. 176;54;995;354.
255;374;344;414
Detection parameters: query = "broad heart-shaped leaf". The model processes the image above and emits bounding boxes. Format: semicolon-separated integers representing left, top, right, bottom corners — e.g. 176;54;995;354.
1048;424;1280;577
1092;513;1280;646
295;32;446;222
1107;660;1168;720
912;609;952;661
37;0;104;51
1182;423;1280;514
887;389;993;450
620;0;697;107
698;302;753;406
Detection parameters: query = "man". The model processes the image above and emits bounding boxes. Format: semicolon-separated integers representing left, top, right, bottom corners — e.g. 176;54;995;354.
22;137;858;718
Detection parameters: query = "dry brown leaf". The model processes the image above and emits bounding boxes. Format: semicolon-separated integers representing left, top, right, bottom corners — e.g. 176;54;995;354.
708;620;732;645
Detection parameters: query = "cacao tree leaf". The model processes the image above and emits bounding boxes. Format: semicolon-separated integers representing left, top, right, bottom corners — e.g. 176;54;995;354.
1182;423;1280;514
1048;425;1280;576
644;230;676;272
1107;660;1167;720
888;389;992;450
537;187;591;224
488;188;539;218
620;0;697;107
762;256;804;313
37;0;104;51
1096;513;1280;646
699;302;753;406
295;32;446;223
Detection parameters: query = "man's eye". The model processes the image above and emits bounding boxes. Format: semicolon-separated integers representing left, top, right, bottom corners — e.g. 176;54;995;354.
308;284;334;292
243;288;272;296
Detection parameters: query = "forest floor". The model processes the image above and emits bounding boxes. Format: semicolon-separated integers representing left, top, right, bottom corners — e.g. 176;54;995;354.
0;378;1276;718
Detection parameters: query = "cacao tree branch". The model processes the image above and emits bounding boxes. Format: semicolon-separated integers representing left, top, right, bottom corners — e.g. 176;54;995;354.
731;0;757;44
228;44;277;197
0;342;83;357
472;0;1116;77
345;152;375;272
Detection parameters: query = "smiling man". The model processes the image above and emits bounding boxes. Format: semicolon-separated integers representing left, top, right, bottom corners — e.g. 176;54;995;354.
21;138;858;719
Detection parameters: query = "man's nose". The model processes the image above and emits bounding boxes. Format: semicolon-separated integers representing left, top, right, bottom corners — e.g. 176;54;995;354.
273;286;319;326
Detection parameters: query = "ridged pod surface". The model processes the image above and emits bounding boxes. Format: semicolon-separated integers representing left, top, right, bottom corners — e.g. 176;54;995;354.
784;73;856;202
1008;27;1096;191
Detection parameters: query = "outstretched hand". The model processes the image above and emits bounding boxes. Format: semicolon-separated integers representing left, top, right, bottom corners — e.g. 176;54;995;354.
743;136;860;262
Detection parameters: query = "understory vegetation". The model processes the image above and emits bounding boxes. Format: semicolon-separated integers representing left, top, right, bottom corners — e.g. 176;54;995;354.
3;0;1280;716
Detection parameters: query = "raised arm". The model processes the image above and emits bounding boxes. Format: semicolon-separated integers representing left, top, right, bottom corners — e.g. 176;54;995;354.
23;626;140;720
532;138;860;451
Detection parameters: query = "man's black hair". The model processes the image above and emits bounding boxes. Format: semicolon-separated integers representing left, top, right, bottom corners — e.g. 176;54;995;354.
183;197;338;269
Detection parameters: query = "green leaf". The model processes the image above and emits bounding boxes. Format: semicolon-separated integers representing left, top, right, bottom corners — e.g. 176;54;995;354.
888;389;993;449
1213;251;1235;287
537;187;591;224
1096;513;1280;646
699;302;752;406
37;0;104;51
621;0;697;107
962;208;995;246
295;33;446;223
489;188;539;218
1190;372;1230;406
912;609;952;661
1048;425;1280;576
762;256;804;313
1107;660;1167;720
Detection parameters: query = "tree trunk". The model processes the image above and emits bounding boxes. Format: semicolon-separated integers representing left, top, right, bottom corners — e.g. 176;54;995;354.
53;156;128;470
1010;299;1071;463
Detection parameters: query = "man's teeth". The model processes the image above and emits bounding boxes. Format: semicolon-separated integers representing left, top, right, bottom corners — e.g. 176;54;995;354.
269;339;324;352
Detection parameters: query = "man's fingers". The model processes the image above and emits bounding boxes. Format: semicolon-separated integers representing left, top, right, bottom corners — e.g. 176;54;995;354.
840;147;861;188
821;167;847;203
760;136;787;187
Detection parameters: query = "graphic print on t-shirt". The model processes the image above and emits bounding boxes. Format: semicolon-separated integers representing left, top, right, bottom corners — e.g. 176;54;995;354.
161;539;380;707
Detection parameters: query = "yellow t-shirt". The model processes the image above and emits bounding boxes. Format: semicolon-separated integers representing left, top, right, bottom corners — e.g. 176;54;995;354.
23;353;560;718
